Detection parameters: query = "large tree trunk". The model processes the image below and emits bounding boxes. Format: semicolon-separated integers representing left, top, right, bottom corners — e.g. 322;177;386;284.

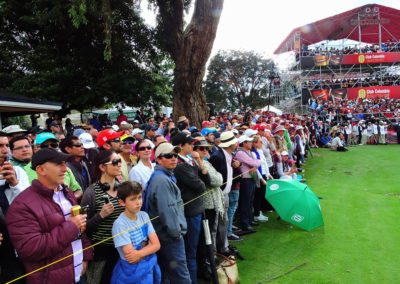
156;0;224;128
172;64;209;128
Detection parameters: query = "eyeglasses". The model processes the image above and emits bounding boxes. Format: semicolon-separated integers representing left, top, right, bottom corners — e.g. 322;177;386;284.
72;143;83;148
40;142;59;149
104;158;122;166
13;145;32;151
159;153;178;159
138;146;152;151
107;138;120;143
122;140;134;145
197;146;209;151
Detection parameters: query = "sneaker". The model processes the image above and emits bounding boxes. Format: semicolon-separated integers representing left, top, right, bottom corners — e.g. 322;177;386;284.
227;234;243;242
254;213;269;222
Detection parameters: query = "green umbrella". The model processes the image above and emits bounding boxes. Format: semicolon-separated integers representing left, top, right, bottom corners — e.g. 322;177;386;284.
265;179;323;231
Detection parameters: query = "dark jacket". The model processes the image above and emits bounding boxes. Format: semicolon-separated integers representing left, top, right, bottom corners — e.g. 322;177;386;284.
147;165;187;241
174;156;210;217
6;180;93;284
209;149;228;191
67;158;92;191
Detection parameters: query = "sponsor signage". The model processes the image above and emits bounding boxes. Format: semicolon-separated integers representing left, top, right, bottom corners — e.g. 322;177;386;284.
347;86;400;100
300;52;400;67
306;85;400;101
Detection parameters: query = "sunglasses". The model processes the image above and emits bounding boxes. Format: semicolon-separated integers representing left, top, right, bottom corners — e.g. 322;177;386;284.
72;143;83;148
122;140;134;145
104;158;122;166
159;153;178;159
138;146;152;151
40;142;59;149
197;146;209;151
107;138;120;143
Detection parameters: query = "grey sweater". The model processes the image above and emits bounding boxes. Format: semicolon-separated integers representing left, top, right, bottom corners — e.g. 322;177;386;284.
147;165;187;242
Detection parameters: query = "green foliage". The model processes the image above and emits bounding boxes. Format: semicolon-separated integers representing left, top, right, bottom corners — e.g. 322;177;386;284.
204;50;275;111
0;0;172;116
3;115;31;128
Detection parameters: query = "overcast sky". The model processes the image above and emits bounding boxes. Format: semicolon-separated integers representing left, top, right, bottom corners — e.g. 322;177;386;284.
141;0;400;69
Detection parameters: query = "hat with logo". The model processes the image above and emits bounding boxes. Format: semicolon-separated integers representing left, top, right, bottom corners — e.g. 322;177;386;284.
253;124;266;131
31;148;74;170
34;132;58;146
79;133;96;149
97;129;124;148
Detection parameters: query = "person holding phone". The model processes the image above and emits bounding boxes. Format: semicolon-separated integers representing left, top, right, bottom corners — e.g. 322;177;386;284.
6;148;92;284
81;150;124;284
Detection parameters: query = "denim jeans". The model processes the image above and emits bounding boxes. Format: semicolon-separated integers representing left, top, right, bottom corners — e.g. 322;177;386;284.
157;237;191;284
184;214;202;284
227;190;240;236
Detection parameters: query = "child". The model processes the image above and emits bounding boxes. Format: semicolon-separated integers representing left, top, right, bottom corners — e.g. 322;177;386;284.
111;181;161;284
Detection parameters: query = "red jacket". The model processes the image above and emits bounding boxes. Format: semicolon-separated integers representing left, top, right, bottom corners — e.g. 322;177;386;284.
6;180;93;284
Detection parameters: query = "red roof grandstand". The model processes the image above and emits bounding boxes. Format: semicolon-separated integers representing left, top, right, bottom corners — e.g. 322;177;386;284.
274;4;400;54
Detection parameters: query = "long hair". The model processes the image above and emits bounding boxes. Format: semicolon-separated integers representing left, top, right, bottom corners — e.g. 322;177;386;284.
93;150;115;181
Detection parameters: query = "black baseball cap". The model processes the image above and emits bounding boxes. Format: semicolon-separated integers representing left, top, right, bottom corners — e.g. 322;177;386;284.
31;148;74;170
172;132;196;146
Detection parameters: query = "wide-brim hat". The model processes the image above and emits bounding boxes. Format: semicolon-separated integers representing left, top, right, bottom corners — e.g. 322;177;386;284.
193;136;213;149
177;116;188;123
2;125;27;135
238;135;253;144
219;131;238;148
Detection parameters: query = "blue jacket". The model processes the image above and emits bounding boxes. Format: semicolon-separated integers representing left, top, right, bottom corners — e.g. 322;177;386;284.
146;165;187;241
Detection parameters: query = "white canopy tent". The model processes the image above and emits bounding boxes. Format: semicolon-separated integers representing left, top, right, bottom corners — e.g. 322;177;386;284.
261;105;283;115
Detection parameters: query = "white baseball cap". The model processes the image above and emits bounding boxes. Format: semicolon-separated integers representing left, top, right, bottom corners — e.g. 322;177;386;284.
79;133;96;149
238;135;253;144
244;129;257;137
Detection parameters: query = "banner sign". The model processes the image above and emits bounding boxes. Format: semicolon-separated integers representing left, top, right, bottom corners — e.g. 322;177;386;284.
300;52;400;67
306;85;400;101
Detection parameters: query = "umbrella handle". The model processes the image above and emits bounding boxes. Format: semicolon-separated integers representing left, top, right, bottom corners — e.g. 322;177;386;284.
202;219;212;245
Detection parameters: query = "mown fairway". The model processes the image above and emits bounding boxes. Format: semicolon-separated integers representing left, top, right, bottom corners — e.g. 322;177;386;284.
235;145;400;284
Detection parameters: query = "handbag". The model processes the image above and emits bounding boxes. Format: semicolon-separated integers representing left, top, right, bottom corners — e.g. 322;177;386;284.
216;253;240;284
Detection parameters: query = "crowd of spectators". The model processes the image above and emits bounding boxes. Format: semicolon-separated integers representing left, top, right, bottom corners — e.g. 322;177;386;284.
300;40;400;57
1;103;399;283
303;73;400;90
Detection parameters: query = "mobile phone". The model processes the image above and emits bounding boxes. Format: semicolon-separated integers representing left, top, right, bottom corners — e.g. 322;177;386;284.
103;194;110;204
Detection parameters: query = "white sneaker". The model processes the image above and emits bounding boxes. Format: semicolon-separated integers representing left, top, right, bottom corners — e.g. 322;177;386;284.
255;213;269;222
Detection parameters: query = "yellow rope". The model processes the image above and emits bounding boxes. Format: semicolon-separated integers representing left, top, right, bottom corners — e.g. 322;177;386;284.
6;169;249;283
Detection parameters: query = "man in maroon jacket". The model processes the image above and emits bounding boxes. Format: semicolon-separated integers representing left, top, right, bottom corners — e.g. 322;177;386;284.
6;148;93;284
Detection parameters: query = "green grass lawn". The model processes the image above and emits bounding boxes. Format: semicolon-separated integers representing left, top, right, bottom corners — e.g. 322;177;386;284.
234;145;400;284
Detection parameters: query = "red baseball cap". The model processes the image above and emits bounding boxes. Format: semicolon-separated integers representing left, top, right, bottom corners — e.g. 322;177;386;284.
253;124;266;131
202;121;211;128
97;129;124;148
